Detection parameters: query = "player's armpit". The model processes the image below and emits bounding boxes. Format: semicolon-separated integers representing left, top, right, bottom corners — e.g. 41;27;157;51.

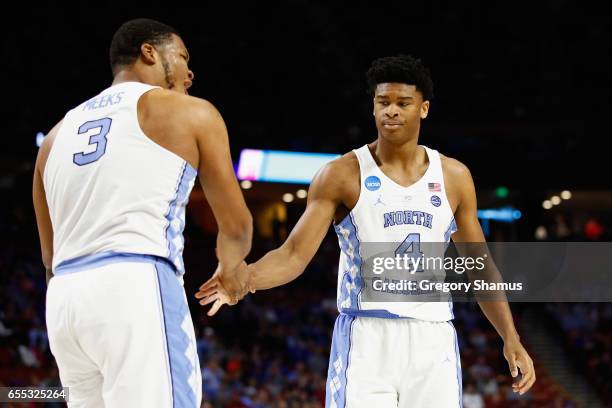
446;160;485;243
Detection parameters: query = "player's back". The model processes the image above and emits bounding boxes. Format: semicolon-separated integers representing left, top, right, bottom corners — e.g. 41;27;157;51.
44;81;197;274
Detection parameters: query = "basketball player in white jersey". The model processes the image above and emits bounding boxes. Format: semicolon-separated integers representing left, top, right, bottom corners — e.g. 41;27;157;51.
198;55;535;407
32;19;252;407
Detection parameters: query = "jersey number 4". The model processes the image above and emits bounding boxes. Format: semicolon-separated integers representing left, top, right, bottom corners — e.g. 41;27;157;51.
395;233;424;272
73;118;112;166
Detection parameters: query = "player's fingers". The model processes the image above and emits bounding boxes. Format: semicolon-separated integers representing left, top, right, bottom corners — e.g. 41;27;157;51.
523;370;536;393
507;352;519;378
519;374;536;395
228;288;245;303
246;273;256;294
517;371;535;395
517;372;531;390
518;361;535;394
199;294;218;306
207;299;224;316
516;357;531;384
516;358;533;389
195;287;218;299
228;293;240;306
199;279;218;291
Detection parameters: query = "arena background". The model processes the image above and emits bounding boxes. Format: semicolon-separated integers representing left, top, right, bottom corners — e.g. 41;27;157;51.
1;2;610;407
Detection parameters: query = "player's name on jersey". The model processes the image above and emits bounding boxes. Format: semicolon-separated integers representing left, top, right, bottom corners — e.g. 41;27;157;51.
383;210;433;229
82;92;125;111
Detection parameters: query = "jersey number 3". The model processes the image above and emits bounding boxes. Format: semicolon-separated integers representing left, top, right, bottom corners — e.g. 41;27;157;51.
73;118;112;166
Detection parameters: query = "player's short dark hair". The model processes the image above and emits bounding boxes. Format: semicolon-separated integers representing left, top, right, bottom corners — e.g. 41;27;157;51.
109;18;179;74
366;54;434;100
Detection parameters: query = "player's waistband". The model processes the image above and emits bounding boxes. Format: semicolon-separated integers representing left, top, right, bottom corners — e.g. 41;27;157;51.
54;252;177;276
340;309;409;319
339;309;453;321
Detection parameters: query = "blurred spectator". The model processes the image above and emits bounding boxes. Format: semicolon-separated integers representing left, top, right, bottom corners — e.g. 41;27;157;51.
546;303;612;404
463;383;484;408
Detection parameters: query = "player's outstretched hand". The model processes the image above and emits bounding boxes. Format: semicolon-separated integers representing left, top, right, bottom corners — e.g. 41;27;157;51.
504;338;536;395
195;262;250;316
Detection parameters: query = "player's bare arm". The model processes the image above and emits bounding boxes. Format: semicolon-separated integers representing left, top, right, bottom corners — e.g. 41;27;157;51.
443;155;536;395
32;120;62;285
247;154;357;289
140;90;253;300
196;153;359;314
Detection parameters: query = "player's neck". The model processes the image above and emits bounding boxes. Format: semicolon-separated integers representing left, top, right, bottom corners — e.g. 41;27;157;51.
112;69;159;87
372;137;421;167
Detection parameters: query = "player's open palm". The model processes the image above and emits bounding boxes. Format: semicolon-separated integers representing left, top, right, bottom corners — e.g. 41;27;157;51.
503;338;536;395
196;262;250;316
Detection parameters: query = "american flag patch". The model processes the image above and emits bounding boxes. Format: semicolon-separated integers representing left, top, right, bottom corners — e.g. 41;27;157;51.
428;182;441;192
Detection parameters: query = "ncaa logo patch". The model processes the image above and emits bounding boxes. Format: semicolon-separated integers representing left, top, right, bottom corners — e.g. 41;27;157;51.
431;195;442;207
364;176;381;191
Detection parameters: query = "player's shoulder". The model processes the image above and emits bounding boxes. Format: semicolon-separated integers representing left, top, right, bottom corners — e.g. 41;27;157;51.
141;89;220;122
316;151;359;183
309;151;359;200
439;152;473;183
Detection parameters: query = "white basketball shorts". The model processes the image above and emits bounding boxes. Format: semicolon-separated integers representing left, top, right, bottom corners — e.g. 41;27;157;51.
45;253;202;407
326;315;462;408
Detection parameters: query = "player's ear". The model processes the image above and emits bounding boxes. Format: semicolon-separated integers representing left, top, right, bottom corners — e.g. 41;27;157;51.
420;100;430;119
140;43;157;66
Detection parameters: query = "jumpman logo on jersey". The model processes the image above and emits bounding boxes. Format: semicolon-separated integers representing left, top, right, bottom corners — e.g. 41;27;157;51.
374;195;386;206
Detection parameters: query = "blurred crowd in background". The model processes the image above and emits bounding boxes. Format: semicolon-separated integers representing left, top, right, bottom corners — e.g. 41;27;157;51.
1;182;609;407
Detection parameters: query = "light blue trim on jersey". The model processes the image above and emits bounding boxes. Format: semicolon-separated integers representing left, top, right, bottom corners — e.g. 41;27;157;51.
334;214;363;314
54;252;173;276
444;217;458;243
340;309;403;319
326;315;355;408
350;213;365;307
164;162;197;275
155;259;197;408
445;217;458;319
449;322;463;408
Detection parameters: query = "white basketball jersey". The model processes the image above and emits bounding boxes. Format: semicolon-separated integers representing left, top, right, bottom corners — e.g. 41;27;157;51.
44;82;197;275
334;145;457;321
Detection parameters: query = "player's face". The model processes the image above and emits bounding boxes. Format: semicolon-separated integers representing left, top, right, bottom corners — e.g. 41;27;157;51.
158;34;194;94
373;83;429;142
